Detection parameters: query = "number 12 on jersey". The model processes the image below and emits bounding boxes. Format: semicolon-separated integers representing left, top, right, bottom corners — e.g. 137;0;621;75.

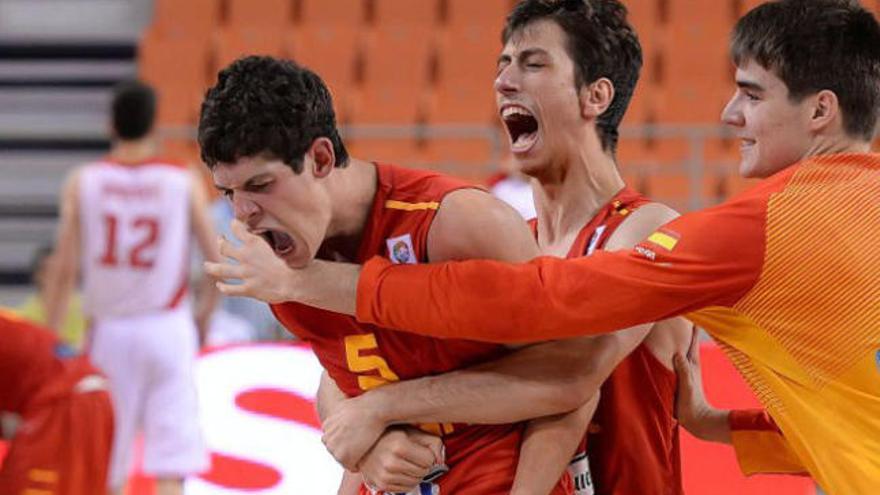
99;214;160;269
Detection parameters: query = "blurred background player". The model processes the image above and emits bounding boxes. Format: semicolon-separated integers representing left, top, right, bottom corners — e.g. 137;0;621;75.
0;309;113;495
198;55;628;495
45;80;221;495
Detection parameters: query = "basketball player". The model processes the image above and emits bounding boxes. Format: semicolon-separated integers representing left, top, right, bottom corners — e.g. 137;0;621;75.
47;80;221;495
0;309;113;495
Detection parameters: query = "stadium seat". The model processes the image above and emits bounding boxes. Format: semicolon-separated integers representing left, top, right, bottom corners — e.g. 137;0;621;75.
346;137;423;165
151;0;220;42
298;0;365;25
428;26;500;124
348;28;434;124
284;26;362;121
214;27;286;73
226;0;294;30
445;0;509;33
139;32;211;125
372;0;439;27
422;137;496;166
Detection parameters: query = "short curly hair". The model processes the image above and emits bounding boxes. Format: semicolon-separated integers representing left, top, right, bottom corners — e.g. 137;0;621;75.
732;0;880;140
198;56;349;172
503;0;642;154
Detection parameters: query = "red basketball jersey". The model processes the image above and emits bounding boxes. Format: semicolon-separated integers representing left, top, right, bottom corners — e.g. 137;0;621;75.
534;187;682;495
273;163;569;493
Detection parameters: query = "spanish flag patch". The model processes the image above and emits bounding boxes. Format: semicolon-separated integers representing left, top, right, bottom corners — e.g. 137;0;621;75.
647;229;680;251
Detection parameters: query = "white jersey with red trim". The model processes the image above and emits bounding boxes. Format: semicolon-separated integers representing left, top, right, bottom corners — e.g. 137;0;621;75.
78;160;191;320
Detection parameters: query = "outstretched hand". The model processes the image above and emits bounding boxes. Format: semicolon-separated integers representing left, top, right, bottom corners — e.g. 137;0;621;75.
674;328;731;443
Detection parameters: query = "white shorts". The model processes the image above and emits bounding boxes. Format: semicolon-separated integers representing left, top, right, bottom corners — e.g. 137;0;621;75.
89;306;208;488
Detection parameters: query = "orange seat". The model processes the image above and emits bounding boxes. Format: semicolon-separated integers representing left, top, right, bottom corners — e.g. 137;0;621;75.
139;32;210;125
346;138;423;165
285;26;363;121
445;0;509;33
428;27;500;124
373;0;439;26
641;172;719;211
214;27;286;73
422;137;496;165
299;0;365;25
348;28;434;124
226;0;294;30
151;0;220;42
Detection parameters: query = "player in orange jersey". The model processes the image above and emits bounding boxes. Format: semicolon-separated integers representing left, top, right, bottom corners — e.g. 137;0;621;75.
0;309;113;495
199;55;622;495
229;1;880;494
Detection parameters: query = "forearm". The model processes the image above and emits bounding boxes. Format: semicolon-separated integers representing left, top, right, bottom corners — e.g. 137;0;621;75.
358;333;640;426
337;470;362;495
317;371;349;423
682;406;732;444
511;396;598;495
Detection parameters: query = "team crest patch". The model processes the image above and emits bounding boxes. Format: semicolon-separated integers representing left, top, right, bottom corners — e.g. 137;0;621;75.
386;234;417;265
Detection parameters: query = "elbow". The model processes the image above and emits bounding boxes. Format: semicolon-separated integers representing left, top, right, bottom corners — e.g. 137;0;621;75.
542;370;599;413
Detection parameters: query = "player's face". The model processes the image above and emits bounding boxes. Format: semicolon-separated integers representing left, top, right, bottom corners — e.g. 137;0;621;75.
495;20;584;176
213;155;332;268
721;60;814;178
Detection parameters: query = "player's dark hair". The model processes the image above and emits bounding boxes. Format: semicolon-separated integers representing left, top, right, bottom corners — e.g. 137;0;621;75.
503;0;643;154
198;55;349;172
111;80;156;140
732;0;880;140
30;244;53;281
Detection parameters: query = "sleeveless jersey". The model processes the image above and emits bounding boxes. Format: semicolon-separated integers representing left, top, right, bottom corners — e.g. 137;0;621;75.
272;163;567;494
533;187;682;495
78;160;190;320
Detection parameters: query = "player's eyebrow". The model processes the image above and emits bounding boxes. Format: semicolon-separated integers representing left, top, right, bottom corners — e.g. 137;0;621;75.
497;47;550;67
736;78;765;92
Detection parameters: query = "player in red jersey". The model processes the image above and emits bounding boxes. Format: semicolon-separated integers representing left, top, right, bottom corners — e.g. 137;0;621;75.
0;309;113;495
198;55;621;494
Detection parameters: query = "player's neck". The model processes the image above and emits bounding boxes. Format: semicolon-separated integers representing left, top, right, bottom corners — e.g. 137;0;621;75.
802;134;872;162
318;158;378;262
109;139;157;164
533;146;624;249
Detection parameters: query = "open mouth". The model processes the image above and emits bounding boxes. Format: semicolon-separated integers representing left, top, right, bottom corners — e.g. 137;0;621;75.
501;105;540;153
256;229;296;256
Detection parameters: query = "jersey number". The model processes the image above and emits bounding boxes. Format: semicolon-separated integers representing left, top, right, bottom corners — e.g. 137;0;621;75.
344;333;453;435
99;214;160;269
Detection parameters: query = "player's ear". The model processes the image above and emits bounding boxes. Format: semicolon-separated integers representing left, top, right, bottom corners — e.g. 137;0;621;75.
808;89;839;134
580;77;615;120
308;137;336;178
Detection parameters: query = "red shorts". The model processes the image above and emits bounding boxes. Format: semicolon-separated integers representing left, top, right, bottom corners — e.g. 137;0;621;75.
0;357;114;495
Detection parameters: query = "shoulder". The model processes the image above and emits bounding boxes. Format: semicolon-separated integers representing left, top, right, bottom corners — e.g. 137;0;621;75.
605;202;680;251
428;188;538;262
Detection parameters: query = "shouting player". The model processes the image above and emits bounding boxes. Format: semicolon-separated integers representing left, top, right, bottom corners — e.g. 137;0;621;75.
47;80;220;495
195;55;643;494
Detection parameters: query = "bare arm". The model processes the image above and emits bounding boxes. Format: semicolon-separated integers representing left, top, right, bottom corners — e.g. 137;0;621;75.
189;172;222;346
511;395;599;495
673;333;808;476
45;170;81;331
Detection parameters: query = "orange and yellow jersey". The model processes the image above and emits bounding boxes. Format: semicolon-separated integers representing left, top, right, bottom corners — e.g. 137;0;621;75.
356;153;880;494
273;163;572;494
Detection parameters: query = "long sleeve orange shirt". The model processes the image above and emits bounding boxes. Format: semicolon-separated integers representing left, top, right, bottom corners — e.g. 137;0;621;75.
356;153;880;495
